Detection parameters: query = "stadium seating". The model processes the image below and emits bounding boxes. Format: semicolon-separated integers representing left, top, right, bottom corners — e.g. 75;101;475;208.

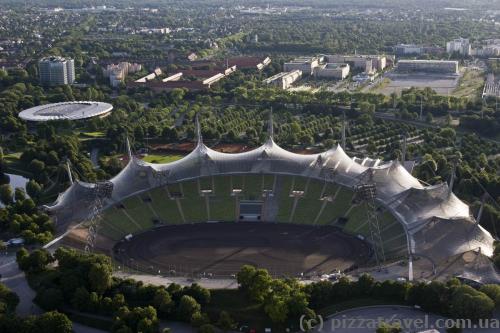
148;187;184;224
121;196;156;230
243;174;263;200
198;176;213;191
315;185;354;225
230;175;245;190
209;196;236;221
262;174;275;190
292;179;323;224
210;176;236;221
275;176;295;222
97;173;407;256
213;176;232;196
100;207;141;240
292;176;308;191
179;180;208;222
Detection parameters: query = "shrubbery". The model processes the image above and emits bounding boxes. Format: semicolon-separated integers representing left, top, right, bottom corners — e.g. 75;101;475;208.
16;246;223;332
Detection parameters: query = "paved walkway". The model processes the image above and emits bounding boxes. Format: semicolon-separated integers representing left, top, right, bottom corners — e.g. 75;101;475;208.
114;271;239;289
0;253;42;316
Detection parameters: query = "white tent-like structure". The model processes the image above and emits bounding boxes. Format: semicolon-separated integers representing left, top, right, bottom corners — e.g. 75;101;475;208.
45;116;495;267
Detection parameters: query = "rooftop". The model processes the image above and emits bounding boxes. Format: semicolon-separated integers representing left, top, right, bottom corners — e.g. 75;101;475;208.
19;101;113;122
39;56;72;63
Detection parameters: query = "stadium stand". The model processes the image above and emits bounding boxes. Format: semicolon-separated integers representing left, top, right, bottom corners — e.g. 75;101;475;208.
315;185;354;225
275;175;295;222
179;180;207;222
231;175;245;191
292;179;323;224
148;187;184;224
198;176;213;191
121;196;156;230
262;174;275;190
243;174;262;200
100;207;140;240
95;173;408;254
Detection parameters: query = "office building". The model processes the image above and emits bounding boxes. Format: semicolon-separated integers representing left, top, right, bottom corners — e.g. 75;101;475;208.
394;44;445;56
313;63;350;80
284;57;319;75
394;44;423;55
396;60;459;74
325;55;386;73
264;70;302;89
39;56;75;86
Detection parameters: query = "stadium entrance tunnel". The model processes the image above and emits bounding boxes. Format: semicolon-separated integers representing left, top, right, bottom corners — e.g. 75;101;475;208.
239;201;263;221
113;223;371;278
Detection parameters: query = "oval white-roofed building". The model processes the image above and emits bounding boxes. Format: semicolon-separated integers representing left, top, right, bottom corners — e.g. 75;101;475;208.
19;101;113;122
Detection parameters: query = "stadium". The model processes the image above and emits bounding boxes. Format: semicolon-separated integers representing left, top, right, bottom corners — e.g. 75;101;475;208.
46;117;496;281
18;101;113;122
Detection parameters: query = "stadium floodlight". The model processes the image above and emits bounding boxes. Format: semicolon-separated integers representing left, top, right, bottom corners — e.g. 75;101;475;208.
354;173;386;269
290;190;304;197
231;189;243;196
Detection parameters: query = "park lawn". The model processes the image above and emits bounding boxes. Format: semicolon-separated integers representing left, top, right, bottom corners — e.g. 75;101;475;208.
80;131;106;138
2;152;33;177
141;154;183;164
369;77;391;93
452;69;484;98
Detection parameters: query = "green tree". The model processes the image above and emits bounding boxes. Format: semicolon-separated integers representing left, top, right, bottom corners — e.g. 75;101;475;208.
153;288;174;317
26;180;42;201
449;285;494;320
198;324;216;333
35;288;64;310
88;263;112;294
216;311;236;332
480;284;500;307
34;311;72;333
376;322;402;333
17;249;53;273
191;312;210;328
264;295;288;323
177;295;201;322
0;184;13;205
0;283;19;314
71;287;90;311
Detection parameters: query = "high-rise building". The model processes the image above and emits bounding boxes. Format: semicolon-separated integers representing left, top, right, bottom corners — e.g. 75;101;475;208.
38;56;75;86
446;38;471;56
103;62;142;87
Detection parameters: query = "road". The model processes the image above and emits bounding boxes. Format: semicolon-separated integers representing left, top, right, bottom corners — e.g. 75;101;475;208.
90;148;100;169
313;305;500;333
